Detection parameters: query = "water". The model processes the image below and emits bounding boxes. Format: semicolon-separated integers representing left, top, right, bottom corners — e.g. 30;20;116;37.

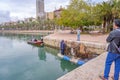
0;33;78;80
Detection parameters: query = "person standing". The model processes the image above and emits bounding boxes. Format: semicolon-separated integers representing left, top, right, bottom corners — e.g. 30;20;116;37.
77;28;81;41
60;40;66;55
100;19;120;80
41;35;43;42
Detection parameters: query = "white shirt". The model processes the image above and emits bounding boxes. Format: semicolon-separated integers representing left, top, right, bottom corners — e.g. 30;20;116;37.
77;29;81;35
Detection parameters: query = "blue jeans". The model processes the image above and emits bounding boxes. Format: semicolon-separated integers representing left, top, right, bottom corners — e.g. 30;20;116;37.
77;34;80;41
104;52;120;80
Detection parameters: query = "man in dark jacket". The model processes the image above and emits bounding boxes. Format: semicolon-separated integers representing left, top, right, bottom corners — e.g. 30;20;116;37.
100;19;120;80
60;40;66;55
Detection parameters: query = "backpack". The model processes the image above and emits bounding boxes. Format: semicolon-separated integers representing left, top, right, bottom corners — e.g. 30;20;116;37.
113;29;120;53
113;41;120;53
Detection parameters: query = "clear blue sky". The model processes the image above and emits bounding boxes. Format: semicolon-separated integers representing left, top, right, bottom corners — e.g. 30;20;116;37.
0;0;107;20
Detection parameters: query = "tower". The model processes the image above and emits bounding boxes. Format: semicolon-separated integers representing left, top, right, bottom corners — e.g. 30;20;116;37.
36;0;45;19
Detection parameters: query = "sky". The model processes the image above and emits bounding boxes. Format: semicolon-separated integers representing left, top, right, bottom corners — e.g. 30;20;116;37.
0;0;107;20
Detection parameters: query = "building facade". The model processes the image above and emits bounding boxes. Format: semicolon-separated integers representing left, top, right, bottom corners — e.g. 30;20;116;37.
54;7;63;19
36;0;45;19
46;7;64;20
46;12;54;20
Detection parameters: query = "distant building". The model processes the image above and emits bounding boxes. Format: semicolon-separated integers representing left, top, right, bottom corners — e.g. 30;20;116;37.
54;7;63;19
36;0;45;19
46;7;64;20
0;10;11;23
24;17;36;23
46;12;54;20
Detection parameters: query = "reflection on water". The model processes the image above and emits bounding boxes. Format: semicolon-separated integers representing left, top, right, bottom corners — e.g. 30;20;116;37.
38;47;46;61
0;33;78;80
0;32;43;41
60;59;77;72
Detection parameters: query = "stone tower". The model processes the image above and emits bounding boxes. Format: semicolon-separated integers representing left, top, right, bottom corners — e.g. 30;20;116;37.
36;0;45;19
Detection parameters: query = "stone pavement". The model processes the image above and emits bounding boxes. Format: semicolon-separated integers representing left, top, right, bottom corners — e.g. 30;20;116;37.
47;31;107;44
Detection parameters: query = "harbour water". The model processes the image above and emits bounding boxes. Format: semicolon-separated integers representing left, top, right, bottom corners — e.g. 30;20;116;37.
0;33;78;80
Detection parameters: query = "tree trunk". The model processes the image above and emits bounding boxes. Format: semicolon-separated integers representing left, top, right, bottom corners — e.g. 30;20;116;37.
102;17;107;34
102;21;106;33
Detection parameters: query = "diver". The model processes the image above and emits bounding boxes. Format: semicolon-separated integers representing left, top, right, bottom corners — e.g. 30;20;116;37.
60;40;66;55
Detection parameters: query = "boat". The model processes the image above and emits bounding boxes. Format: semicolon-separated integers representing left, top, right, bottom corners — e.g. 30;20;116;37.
27;40;44;46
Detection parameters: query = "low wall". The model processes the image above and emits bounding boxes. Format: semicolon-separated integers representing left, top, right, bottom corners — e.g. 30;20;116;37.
44;36;107;58
0;30;53;35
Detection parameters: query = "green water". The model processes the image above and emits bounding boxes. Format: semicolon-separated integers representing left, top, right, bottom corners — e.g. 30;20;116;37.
0;33;78;80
